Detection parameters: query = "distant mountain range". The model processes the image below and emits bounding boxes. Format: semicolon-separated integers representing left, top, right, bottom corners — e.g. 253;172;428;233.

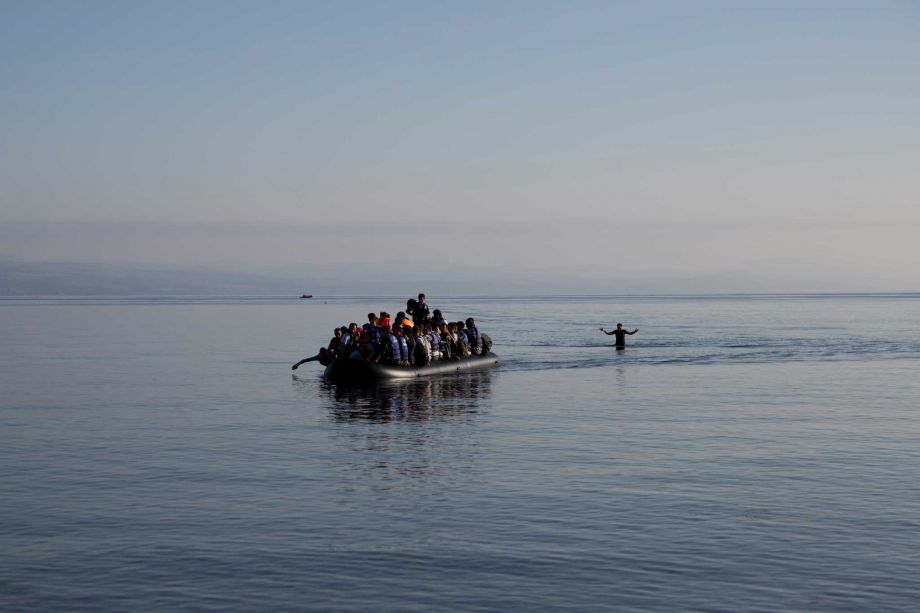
3;260;912;297
0;261;304;296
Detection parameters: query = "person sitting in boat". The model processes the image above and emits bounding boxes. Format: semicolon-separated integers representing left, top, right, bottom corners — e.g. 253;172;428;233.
291;346;334;370
327;327;344;359
329;323;362;363
452;322;468;356
363;313;383;355
413;326;431;366
427;324;442;361
377;311;392;330
465;318;483;355
381;326;400;365
392;326;410;366
349;331;375;361
437;323;453;361
394;311;413;330
340;322;359;349
431;309;445;328
403;324;417;365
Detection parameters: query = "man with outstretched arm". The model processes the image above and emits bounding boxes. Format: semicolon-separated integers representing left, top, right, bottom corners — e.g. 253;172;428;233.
291;347;333;370
600;323;638;348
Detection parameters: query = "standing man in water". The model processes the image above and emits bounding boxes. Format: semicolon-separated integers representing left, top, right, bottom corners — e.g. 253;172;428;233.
600;323;638;349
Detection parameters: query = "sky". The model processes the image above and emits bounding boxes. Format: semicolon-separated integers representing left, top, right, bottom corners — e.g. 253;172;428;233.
1;0;919;292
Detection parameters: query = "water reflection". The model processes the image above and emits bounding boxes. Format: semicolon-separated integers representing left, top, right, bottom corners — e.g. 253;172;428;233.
318;370;494;422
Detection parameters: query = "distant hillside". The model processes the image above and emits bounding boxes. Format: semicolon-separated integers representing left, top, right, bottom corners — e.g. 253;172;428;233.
0;261;306;296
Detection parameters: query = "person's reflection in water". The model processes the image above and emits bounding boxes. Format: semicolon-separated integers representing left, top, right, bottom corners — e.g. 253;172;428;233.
615;366;627;390
291;371;495;487
318;371;494;423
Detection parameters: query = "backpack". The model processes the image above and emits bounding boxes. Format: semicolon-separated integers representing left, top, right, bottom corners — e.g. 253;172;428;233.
414;337;430;366
481;333;492;354
455;333;470;358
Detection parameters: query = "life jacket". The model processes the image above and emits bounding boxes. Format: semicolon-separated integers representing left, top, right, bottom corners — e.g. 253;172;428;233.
388;335;401;363
363;323;381;344
377;316;392;329
397;335;409;362
429;331;441;360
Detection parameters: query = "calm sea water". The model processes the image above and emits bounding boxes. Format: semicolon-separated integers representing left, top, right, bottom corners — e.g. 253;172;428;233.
2;295;920;611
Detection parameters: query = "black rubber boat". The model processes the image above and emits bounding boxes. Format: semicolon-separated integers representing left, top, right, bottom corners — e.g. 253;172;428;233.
324;352;499;382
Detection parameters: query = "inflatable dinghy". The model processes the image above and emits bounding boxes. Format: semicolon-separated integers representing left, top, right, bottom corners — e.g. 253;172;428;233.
324;352;499;382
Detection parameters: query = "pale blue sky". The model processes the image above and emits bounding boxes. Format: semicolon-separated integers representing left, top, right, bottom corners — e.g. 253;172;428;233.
1;1;918;290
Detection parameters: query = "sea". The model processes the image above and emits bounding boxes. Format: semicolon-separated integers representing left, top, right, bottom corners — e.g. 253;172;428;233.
2;294;919;611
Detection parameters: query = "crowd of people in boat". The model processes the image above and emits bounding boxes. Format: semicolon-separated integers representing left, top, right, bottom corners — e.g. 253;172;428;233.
292;293;492;370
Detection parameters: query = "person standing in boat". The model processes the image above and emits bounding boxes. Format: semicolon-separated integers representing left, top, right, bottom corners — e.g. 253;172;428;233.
600;323;639;349
410;293;431;324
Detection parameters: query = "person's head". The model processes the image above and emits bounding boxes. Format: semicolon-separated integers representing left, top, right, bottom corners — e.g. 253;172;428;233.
433;309;442;318
616;323;623;330
396;311;406;321
368;313;377;323
465;317;475;328
334;328;342;337
348;322;359;333
418;293;426;304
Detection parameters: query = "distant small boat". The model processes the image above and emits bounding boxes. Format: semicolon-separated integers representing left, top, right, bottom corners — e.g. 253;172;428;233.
300;294;313;299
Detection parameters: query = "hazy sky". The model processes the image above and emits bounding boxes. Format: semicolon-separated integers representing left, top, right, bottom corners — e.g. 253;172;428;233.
2;1;918;291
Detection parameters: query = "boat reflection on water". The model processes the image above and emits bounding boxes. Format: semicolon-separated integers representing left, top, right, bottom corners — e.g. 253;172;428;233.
319;370;494;422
